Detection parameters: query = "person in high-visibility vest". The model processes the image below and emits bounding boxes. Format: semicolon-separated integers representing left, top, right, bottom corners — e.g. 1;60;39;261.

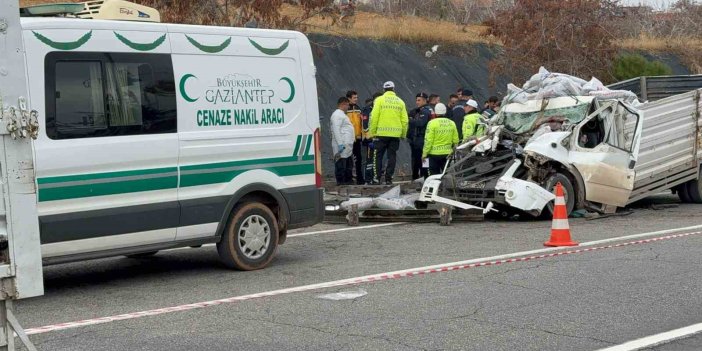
369;81;408;185
462;99;485;143
345;90;364;184
422;103;459;175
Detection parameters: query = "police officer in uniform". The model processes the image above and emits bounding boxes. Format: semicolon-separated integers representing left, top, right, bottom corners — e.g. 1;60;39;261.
422;103;459;175
370;81;408;185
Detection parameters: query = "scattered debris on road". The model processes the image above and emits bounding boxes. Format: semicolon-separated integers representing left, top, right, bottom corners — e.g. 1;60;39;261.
316;289;368;301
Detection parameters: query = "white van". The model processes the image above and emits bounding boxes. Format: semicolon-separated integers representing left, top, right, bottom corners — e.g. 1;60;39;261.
19;4;324;270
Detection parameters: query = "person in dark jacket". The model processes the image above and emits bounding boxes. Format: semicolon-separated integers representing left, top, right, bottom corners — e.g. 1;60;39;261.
445;93;459;120
428;94;440;110
482;96;500;120
408;92;433;180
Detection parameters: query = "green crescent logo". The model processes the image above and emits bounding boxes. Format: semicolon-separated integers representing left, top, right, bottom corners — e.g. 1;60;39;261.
114;32;167;51
179;74;198;103
33;31;92;50
186;35;232;54
280;77;295;103
249;38;289;56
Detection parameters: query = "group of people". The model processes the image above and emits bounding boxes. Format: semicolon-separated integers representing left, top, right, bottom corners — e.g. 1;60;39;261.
330;82;501;186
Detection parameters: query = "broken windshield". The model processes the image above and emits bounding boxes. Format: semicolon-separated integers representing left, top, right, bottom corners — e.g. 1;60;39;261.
501;103;591;134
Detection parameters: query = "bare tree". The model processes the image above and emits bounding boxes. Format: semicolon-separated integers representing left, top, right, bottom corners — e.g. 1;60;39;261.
485;0;619;84
136;0;333;30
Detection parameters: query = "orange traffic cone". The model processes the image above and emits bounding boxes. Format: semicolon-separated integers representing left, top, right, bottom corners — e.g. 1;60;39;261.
544;182;579;247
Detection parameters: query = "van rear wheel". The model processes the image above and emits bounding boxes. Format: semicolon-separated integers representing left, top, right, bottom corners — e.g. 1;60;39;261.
217;202;279;271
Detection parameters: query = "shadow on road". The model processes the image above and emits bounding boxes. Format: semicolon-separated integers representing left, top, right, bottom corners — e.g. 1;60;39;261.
40;247;309;292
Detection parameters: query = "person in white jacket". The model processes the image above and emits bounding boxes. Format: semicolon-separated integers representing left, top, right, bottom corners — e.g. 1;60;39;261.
331;96;355;185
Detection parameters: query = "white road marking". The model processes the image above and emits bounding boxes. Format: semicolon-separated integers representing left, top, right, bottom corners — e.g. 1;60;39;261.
287;222;404;238
576;223;702;246
596;323;702;351
26;224;702;335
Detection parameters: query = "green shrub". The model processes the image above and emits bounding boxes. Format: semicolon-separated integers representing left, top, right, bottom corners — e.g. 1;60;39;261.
613;54;673;81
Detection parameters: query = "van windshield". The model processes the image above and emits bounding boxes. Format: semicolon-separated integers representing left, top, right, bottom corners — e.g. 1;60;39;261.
501;103;591;134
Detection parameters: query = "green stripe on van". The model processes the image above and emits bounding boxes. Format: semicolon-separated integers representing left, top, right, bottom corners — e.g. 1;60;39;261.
179;156;313;187
37;167;177;185
38;175;178;202
292;135;302;156
180;163;314;187
304;135;312;156
181;156;299;172
37;156;315;201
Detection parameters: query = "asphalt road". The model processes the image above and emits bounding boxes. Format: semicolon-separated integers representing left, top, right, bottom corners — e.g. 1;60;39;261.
14;194;702;350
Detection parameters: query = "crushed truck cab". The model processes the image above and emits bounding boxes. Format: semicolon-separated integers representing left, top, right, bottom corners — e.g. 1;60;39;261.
420;90;650;217
421;69;702;218
494;160;554;214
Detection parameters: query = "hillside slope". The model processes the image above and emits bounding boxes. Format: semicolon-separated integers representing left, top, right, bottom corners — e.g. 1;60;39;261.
312;34;506;179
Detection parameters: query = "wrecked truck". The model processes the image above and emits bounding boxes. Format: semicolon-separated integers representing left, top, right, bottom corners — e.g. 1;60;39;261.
419;82;702;218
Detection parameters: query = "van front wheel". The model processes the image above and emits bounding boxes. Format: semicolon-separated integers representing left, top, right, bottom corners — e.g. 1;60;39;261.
540;173;575;219
217;202;279;270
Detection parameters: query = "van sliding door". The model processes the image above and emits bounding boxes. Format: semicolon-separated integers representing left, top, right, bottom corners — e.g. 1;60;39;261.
35;51;179;258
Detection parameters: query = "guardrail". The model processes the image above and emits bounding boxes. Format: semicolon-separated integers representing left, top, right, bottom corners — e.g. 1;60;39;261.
608;75;702;101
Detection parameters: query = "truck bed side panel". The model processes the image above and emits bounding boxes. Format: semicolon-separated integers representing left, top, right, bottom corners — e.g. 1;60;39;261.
632;89;701;195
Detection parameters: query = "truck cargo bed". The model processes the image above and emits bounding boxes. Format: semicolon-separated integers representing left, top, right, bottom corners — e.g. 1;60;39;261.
629;89;701;204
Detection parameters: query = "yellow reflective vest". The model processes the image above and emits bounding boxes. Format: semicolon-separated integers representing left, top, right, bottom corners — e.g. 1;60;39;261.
462;112;485;142
346;104;363;139
423;117;459;158
370;91;408;138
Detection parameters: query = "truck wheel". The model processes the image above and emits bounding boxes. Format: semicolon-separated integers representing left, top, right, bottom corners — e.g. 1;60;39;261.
677;184;693;203
217;202;279;271
686;179;702;203
126;251;158;258
541;173;575;219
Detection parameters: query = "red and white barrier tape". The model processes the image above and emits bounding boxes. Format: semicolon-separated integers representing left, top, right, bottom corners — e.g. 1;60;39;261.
26;230;702;336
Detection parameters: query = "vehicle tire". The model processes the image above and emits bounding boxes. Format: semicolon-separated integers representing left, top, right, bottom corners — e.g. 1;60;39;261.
217;202;279;271
540;172;575;219
686;179;702;203
677;183;693;203
126;251;158;258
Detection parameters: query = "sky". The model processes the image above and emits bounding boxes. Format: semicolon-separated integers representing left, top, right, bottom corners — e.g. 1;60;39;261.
617;0;675;9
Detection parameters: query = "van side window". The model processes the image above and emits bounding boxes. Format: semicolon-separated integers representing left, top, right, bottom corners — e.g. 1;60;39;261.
46;52;176;139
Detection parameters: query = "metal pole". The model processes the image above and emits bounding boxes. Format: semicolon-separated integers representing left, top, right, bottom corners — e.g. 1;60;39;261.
6;301;37;351
641;76;648;102
0;300;12;351
0;300;37;351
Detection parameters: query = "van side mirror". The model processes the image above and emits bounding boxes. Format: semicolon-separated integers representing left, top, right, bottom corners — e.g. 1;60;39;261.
629;160;636;169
